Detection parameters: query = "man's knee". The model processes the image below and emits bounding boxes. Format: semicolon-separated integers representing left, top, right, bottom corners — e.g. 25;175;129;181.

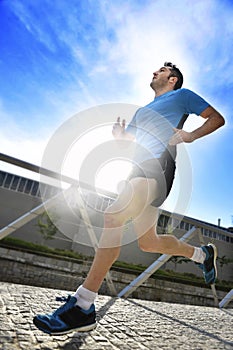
104;213;121;228
104;208;125;228
103;183;138;227
138;241;152;252
138;239;157;252
138;228;159;252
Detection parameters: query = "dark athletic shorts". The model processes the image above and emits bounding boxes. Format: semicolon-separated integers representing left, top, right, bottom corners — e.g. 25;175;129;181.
127;146;176;207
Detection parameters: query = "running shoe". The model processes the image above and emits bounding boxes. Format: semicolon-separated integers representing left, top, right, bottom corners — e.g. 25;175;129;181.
33;295;96;335
198;243;217;285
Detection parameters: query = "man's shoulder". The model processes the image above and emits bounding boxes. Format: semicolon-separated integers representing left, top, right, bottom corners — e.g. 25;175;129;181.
174;88;200;101
143;88;198;107
162;88;195;99
160;88;193;102
175;88;194;95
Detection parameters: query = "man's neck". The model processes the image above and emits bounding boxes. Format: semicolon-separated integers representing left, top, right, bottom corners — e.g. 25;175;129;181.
154;87;174;98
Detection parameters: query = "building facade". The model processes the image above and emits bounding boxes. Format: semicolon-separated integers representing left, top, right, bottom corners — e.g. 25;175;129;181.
0;170;232;281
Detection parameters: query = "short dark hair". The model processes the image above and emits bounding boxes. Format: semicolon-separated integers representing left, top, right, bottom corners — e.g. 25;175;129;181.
164;62;183;90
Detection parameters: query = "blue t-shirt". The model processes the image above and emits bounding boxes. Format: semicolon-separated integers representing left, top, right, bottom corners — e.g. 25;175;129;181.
126;88;209;162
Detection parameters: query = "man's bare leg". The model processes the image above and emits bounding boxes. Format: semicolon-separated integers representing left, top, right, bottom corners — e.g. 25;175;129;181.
82;230;123;293
134;205;217;286
134;205;194;257
33;180;217;335
83;177;158;293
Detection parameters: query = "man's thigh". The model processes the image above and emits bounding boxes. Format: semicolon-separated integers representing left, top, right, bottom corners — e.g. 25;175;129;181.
106;177;159;223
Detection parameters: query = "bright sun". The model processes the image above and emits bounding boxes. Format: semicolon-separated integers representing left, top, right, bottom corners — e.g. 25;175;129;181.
95;159;132;193
61;125;132;195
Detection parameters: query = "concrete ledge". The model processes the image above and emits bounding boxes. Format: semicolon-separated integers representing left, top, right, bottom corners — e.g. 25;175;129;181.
0;246;232;308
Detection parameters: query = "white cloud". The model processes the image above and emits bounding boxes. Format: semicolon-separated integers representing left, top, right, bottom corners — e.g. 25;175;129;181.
93;0;233;98
0;98;49;179
0;134;47;181
9;0;233;108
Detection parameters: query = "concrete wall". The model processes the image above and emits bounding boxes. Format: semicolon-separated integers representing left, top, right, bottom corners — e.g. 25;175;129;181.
0;185;233;281
0;187;73;250
1;246;232;308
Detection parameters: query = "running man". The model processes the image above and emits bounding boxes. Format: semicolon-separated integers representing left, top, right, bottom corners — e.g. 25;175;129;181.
33;62;225;335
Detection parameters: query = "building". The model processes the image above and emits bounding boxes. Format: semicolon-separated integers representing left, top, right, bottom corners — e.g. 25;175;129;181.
0;169;232;281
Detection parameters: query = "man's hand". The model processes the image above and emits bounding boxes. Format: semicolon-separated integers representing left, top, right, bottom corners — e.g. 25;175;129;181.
169;106;225;146
169;128;195;145
112;117;126;139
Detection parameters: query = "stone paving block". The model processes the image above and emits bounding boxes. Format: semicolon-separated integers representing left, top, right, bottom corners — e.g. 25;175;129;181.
0;282;232;350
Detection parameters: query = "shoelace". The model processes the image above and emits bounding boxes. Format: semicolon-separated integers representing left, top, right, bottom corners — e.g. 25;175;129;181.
55;295;71;302
53;295;75;316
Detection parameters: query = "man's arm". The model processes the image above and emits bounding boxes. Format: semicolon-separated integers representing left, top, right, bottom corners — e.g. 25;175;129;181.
169;106;225;145
112;117;135;141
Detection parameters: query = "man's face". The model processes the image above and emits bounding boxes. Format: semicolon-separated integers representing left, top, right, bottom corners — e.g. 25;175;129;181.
150;66;172;90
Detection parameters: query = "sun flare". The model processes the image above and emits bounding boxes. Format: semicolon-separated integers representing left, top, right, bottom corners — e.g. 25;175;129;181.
62;125;132;194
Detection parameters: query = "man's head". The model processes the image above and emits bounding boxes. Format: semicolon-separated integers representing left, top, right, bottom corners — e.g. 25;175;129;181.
150;62;183;93
164;62;183;90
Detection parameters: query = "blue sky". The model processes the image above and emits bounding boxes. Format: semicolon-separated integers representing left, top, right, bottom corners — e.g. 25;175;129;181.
0;0;233;228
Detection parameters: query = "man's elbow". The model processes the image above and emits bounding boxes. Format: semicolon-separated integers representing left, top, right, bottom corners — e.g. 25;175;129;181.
217;114;225;128
211;111;225;128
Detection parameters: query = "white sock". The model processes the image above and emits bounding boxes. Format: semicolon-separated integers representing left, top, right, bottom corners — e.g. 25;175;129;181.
190;247;206;264
74;285;97;310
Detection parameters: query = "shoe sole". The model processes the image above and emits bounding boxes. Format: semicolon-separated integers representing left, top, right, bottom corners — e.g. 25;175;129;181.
50;322;97;336
33;318;97;336
208;243;218;282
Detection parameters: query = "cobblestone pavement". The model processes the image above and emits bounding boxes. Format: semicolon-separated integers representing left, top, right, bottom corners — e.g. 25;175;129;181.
0;282;232;350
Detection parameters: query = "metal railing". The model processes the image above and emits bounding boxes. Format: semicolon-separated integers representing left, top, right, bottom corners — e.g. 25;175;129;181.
0;152;117;296
1;152;232;307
